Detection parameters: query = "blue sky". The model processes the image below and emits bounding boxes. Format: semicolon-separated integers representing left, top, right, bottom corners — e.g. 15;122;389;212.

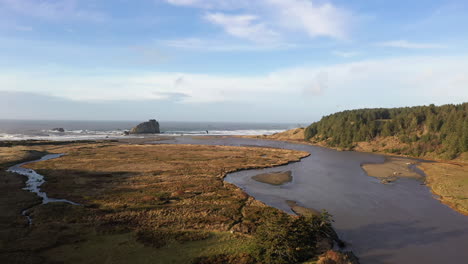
0;0;467;122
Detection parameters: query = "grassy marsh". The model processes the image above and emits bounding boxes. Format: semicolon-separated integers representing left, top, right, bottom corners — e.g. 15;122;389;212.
1;142;319;263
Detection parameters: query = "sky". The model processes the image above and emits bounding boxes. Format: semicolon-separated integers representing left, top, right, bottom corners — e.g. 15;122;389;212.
0;0;467;122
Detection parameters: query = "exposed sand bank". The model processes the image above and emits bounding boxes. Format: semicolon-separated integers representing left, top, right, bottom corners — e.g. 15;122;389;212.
252;171;292;185
361;157;424;184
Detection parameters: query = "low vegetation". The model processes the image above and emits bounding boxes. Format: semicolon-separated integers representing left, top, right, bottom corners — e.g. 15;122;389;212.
0;141;341;263
253;211;335;264
303;103;468;215
419;161;468;215
252;171;293;185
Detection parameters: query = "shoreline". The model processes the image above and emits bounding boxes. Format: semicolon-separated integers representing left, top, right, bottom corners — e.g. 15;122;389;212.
242;134;468;216
4;136;467;216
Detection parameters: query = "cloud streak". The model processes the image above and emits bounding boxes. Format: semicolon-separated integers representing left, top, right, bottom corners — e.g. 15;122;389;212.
204;13;278;43
377;40;447;49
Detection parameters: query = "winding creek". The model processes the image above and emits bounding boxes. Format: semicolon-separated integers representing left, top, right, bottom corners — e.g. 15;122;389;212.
7;154;80;225
155;136;468;264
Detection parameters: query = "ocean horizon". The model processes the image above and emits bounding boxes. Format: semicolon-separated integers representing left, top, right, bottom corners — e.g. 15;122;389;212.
0;119;304;141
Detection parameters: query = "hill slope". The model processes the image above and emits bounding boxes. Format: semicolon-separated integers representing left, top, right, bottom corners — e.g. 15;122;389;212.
305;103;468;160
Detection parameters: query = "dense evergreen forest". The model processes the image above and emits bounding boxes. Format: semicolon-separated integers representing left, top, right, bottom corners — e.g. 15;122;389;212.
304;103;468;159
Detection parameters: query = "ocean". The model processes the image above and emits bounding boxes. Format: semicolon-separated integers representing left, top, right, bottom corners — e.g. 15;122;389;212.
0;120;303;141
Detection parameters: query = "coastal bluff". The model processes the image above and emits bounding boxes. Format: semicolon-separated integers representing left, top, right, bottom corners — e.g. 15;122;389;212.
129;119;160;134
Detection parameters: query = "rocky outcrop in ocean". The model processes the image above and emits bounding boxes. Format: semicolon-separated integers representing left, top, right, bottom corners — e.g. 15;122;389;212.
130;119;160;134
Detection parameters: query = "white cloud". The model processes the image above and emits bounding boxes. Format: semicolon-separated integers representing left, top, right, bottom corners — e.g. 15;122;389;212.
264;0;350;39
204;13;278;43
377;40;446;49
1;56;467;105
164;0;352;41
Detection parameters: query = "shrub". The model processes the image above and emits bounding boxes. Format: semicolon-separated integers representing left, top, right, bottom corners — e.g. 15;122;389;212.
253;211;334;264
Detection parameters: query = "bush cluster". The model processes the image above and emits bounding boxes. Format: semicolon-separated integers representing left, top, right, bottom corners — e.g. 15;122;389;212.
305;103;468;159
253;211;335;264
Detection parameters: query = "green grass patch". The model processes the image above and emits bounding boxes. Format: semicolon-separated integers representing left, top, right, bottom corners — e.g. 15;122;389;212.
43;231;255;264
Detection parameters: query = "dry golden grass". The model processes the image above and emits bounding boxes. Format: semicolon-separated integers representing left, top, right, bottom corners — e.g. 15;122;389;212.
0;142;309;263
419;162;468;215
354;136;410;154
26;144;308;231
252;171;293;185
0;147;42;165
244;128;306;142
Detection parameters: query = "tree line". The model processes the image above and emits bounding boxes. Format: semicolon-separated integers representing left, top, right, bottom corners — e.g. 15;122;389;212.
304;103;468;159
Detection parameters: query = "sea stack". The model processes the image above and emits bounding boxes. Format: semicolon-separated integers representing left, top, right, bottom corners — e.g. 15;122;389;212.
130;119;160;134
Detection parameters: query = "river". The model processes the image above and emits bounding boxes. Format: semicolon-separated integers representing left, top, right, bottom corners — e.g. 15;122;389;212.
154;136;468;264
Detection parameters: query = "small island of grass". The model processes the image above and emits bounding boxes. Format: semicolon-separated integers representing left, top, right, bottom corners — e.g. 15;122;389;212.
252;171;293;185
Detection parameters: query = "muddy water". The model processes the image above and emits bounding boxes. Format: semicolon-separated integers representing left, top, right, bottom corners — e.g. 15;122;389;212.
156;136;468;264
8;154;80;224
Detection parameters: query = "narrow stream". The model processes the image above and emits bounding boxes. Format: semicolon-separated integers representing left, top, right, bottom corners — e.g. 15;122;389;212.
7;154;80;225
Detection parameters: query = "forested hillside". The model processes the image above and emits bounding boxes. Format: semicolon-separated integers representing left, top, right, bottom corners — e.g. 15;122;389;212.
304;103;468;159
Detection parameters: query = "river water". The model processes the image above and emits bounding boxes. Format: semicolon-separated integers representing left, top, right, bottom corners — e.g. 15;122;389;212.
7;154;80;224
155;136;468;264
